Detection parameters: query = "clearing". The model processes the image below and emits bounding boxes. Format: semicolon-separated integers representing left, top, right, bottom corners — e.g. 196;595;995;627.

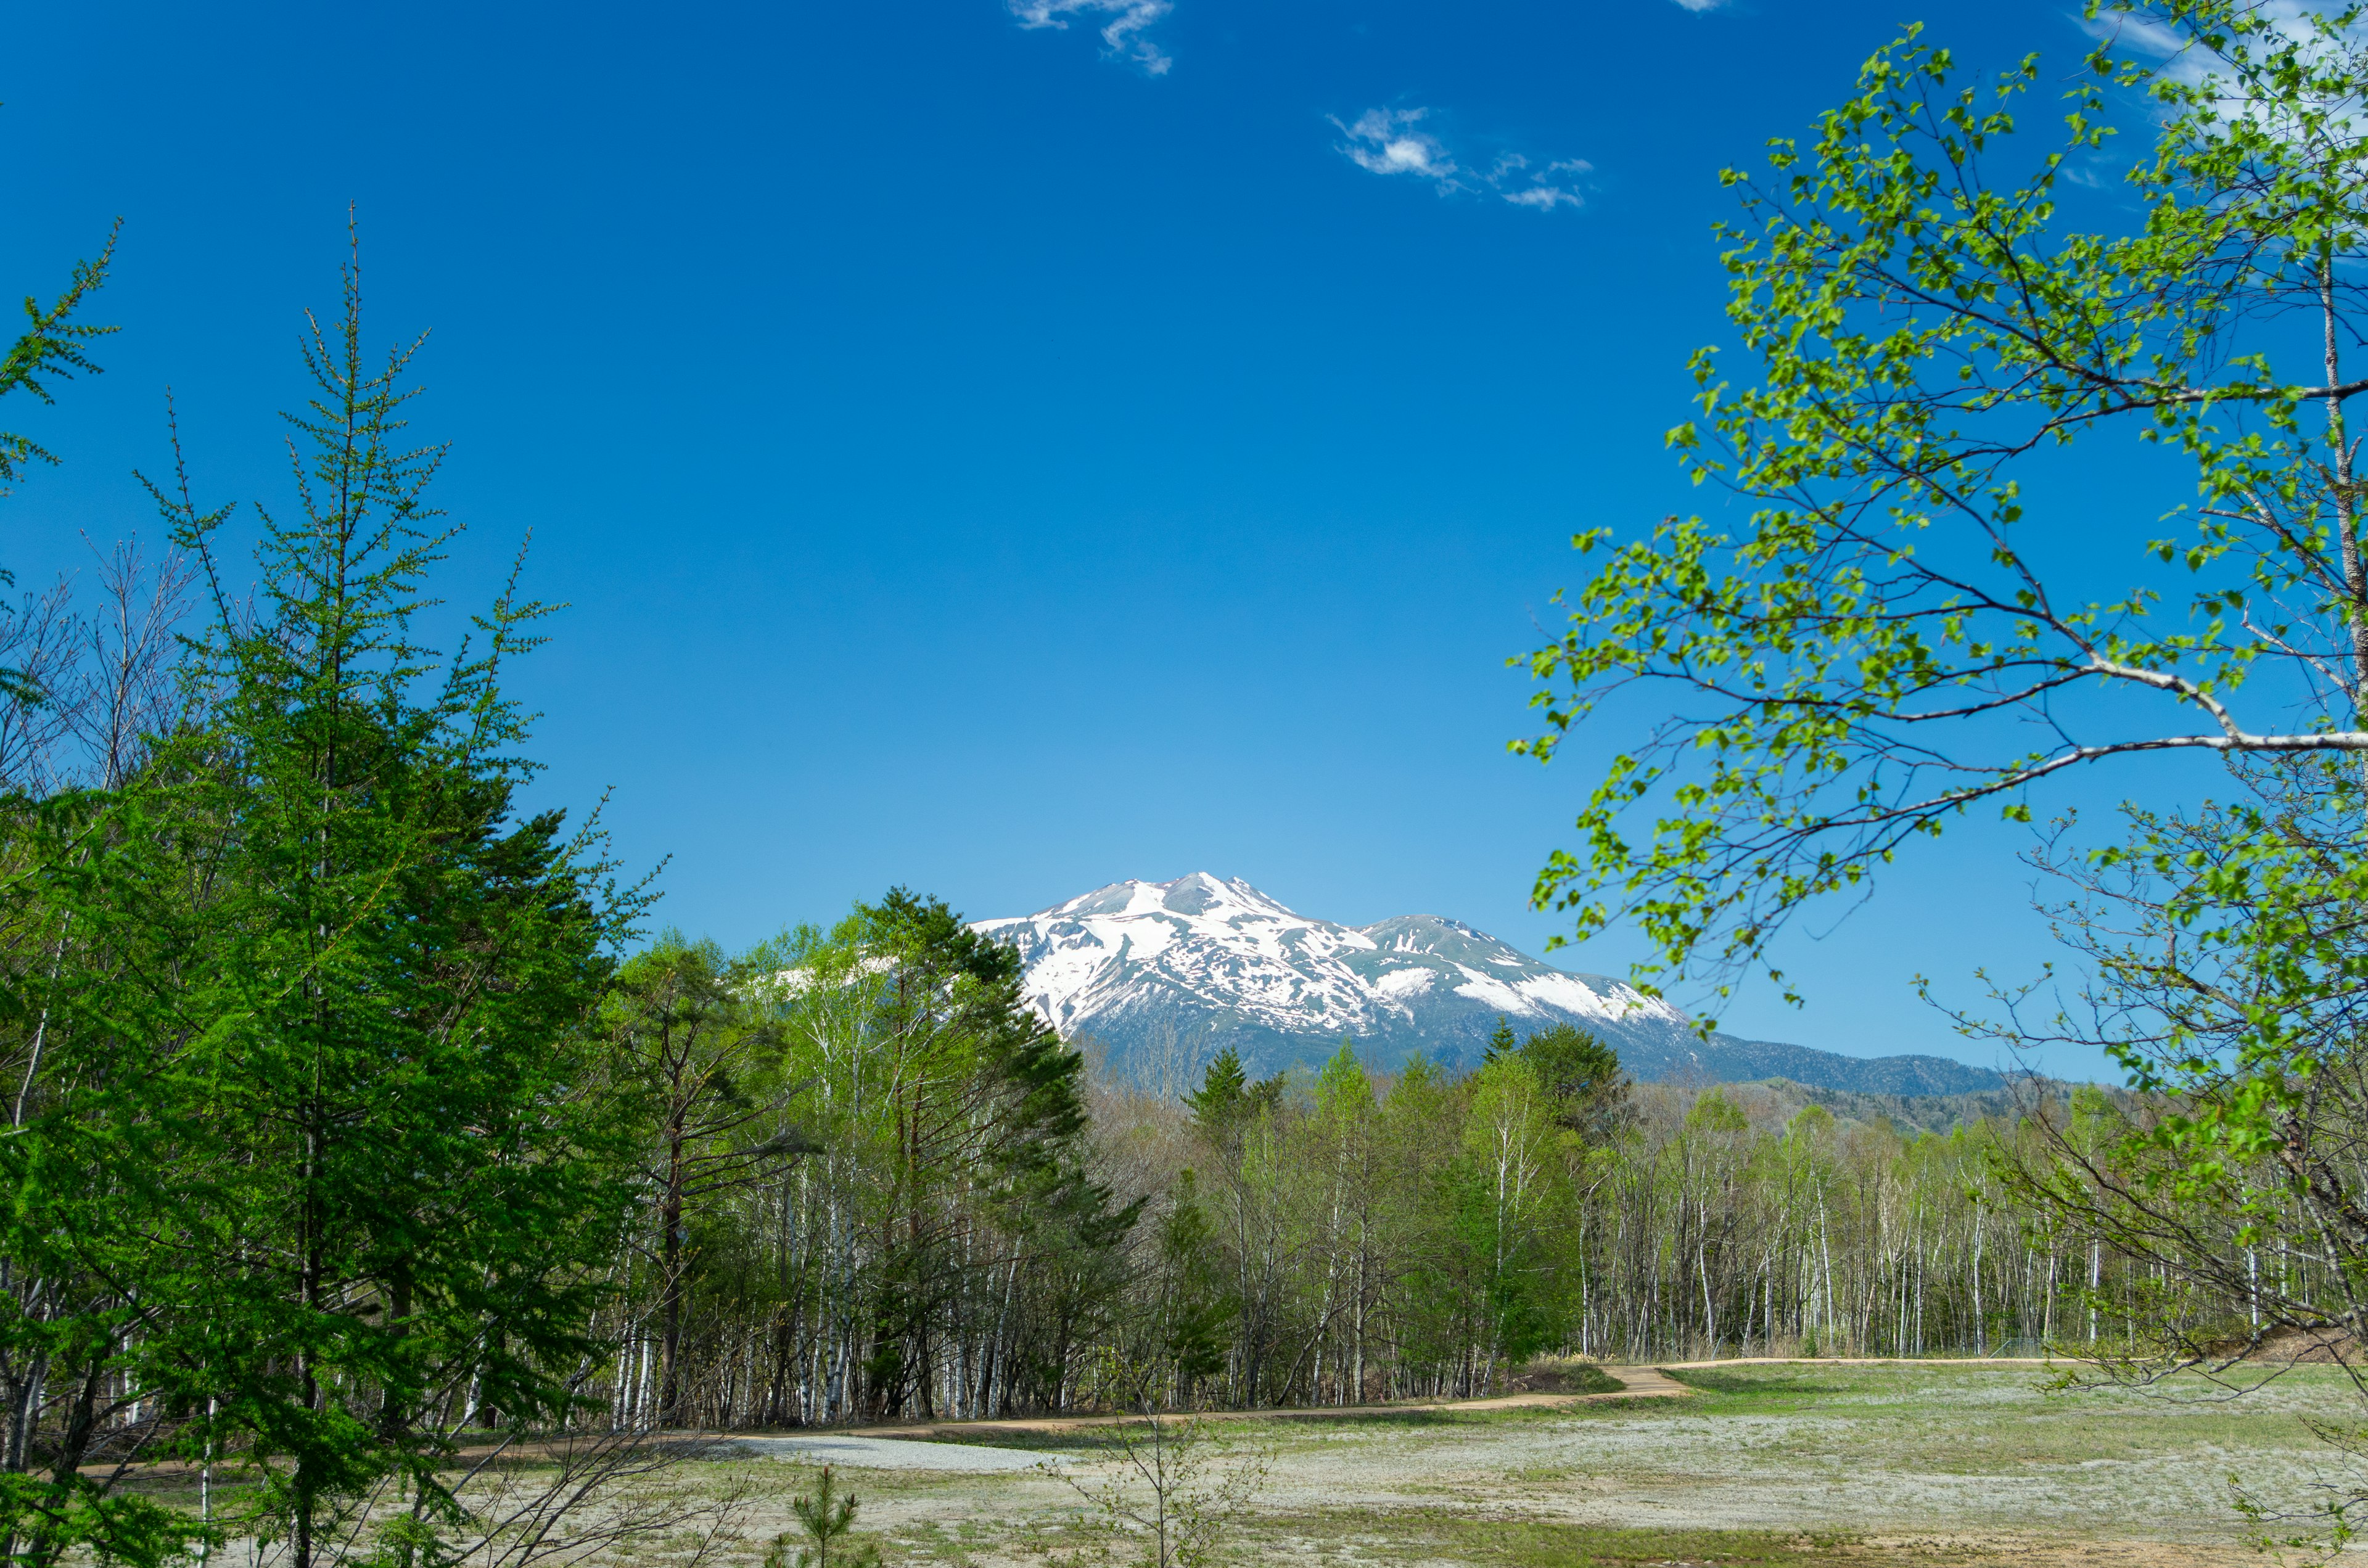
675;1362;2366;1568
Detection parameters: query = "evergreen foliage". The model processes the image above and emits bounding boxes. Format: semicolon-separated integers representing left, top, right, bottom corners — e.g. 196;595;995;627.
763;1467;877;1568
1518;1022;1630;1140
0;223;115;708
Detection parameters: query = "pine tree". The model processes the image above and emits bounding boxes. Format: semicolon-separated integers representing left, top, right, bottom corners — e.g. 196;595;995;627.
1186;1047;1282;1150
1483;1016;1516;1063
1149;1172;1233;1394
1516;1023;1628;1139
842;887;1134;1419
1186;1048;1249;1136
599;940;819;1427
765;1467;878;1568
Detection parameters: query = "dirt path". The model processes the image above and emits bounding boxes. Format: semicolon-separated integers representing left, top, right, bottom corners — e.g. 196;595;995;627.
826;1365;1688;1443
705;1361;2055;1450
1659;1355;2054;1369
825;1361;2048;1443
730;1433;1063;1471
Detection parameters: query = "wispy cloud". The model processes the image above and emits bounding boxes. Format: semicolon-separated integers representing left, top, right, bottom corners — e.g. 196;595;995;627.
1334;108;1460;184
2075;7;2196;68
2075;4;2207;97
1669;0;1731;12
1009;0;1175;75
1332;109;1591;211
2076;5;2368;130
1492;153;1592;210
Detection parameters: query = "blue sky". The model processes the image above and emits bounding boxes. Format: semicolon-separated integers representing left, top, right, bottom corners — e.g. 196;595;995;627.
6;0;2171;1078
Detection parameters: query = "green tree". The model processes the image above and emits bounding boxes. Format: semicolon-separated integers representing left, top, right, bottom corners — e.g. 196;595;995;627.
599;938;817;1427
1516;1024;1629;1141
1145;1171;1235;1398
0;224;116;705
1482;1017;1516;1062
0;240;642;1568
1516;1;2368;1006
1185;1046;1282;1149
1459;1055;1559;1379
763;1467;878;1568
1305;1040;1380;1403
773;890;1134;1421
1510;3;2368;1503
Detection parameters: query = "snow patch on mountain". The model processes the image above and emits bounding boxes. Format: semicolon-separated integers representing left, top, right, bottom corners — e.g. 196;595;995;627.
971;874;2012;1097
972;872;1678;1051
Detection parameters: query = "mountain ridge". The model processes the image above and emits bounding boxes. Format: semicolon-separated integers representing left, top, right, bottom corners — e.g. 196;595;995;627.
971;873;2004;1096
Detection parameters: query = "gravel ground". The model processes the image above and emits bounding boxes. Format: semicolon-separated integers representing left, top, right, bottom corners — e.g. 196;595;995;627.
730;1435;1063;1472
684;1363;2360;1566
1184;1365;2343;1537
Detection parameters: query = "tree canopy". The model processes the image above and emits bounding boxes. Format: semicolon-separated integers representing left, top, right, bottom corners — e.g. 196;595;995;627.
1518;0;2368;1006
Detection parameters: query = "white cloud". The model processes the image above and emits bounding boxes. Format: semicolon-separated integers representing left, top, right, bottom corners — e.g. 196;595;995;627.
1490;153;1590;210
2076;7;2196;65
1669;0;1730;11
1009;0;1174;75
1333;110;1591;211
2076;3;2368;140
1333;108;1461;185
2078;4;2368;99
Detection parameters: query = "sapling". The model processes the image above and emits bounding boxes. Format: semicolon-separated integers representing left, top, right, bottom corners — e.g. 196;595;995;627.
1053;1365;1268;1568
764;1467;880;1568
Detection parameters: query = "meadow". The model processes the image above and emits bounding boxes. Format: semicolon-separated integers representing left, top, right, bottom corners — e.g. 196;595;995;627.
588;1363;2358;1568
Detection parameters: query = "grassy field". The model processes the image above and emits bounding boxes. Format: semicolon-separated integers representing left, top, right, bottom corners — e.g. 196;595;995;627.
707;1364;2368;1568
179;1363;2364;1568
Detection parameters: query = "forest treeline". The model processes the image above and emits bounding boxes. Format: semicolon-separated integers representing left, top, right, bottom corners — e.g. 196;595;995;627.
632;949;2195;1429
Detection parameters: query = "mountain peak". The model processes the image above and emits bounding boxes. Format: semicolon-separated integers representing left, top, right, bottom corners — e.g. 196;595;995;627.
1038;872;1300;922
977;874;1674;1067
974;876;2010;1097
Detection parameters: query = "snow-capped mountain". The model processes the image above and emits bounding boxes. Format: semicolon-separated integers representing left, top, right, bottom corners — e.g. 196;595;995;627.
971;874;2004;1096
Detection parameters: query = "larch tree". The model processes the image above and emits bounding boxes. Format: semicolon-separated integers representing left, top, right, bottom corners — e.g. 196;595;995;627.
2;231;646;1568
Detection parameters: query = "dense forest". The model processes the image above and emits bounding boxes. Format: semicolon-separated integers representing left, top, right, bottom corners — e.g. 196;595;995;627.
628;958;2184;1429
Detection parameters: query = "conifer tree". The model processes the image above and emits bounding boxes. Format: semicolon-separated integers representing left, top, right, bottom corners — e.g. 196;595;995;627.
0;224;116;705
599;940;818;1427
1185;1047;1281;1151
2;233;641;1568
1516;1024;1628;1140
1483;1017;1516;1063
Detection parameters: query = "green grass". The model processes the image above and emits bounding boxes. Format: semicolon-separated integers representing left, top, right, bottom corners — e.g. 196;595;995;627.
324;1361;2367;1565
1563;1365;1626;1397
1666;1368;1858;1402
886;1517;991;1567
1656;1360;2348;1471
904;1393;1605;1456
1517;1360;1627;1397
1249;1513;1872;1568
